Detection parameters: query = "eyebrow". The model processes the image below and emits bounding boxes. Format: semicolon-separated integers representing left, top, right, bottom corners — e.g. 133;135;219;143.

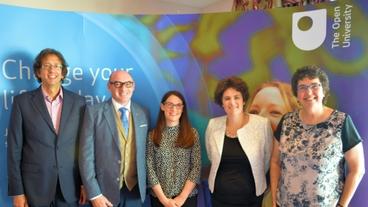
166;101;183;104
298;82;320;85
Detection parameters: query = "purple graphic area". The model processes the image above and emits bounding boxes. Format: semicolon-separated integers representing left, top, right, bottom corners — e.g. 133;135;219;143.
209;12;274;78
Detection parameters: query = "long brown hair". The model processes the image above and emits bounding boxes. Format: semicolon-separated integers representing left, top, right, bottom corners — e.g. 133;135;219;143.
150;91;195;148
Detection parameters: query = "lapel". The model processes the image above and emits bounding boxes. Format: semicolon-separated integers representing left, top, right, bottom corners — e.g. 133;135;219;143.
131;103;140;144
237;115;254;155
31;87;55;134
104;99;121;148
131;102;147;145
58;88;74;137
213;116;227;157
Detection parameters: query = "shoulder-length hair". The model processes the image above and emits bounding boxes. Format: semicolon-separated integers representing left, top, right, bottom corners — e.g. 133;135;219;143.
33;48;68;83
151;90;195;148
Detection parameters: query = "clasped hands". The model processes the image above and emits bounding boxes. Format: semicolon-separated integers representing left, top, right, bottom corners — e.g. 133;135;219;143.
162;195;186;207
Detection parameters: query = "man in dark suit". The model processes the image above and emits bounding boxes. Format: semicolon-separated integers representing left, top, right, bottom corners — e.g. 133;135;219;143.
7;48;87;207
79;70;150;207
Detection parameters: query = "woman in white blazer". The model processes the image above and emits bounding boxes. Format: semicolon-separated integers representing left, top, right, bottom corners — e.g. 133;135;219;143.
205;77;273;207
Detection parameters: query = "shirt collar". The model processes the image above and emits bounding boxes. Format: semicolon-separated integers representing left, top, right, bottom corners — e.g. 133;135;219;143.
112;98;131;113
41;86;63;103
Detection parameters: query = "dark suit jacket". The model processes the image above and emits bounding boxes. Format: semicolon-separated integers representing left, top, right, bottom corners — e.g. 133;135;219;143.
7;87;85;206
79;99;149;205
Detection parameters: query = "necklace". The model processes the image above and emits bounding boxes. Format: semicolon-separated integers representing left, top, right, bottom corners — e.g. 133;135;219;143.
225;114;248;138
225;129;238;138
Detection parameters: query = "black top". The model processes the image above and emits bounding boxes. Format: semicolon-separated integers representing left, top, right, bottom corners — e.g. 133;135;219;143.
213;135;261;206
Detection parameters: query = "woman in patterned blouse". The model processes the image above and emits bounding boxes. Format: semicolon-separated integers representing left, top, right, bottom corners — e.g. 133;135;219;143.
270;66;365;207
147;90;201;207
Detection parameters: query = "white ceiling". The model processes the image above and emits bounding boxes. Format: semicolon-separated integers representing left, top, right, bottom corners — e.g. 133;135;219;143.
159;0;225;8
0;0;233;13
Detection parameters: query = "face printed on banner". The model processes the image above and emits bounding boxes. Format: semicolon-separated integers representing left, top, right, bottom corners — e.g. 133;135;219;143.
297;77;324;108
222;87;245;116
248;86;288;131
160;94;184;127
108;71;135;105
36;54;64;89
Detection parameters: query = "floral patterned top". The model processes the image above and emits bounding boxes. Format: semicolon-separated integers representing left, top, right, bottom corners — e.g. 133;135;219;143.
146;126;201;198
274;110;361;206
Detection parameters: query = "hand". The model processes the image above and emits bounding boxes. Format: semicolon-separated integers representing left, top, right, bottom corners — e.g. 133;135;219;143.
79;185;88;205
173;195;186;207
90;195;113;207
13;194;29;207
162;198;178;207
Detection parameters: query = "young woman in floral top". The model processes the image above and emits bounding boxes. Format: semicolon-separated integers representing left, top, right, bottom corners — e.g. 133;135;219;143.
270;66;365;207
147;90;201;207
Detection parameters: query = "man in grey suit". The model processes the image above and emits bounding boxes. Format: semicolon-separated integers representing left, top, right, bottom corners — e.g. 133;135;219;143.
7;48;87;207
79;70;150;207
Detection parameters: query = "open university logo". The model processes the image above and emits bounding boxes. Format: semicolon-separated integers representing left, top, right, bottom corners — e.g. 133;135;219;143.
292;9;327;51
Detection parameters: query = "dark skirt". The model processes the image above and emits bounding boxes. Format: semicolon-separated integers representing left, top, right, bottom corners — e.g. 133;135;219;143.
211;193;263;207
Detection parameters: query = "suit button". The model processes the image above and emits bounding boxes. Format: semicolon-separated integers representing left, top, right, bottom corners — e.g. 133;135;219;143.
118;160;121;164
117;177;120;181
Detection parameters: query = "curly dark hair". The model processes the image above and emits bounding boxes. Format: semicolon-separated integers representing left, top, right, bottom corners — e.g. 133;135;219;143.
291;65;330;103
214;76;249;107
33;48;68;83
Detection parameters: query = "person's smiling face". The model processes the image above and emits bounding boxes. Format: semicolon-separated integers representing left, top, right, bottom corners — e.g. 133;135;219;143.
222;87;245;116
248;86;288;131
296;77;324;109
36;54;64;89
160;94;184;127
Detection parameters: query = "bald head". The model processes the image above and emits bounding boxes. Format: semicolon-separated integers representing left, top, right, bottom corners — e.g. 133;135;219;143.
108;70;135;105
109;70;133;82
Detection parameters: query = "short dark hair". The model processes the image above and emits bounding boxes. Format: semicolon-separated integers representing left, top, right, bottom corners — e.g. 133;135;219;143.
291;65;330;102
214;76;249;107
33;48;68;83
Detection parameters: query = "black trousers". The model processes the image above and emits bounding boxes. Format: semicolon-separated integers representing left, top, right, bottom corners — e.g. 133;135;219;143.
211;193;263;207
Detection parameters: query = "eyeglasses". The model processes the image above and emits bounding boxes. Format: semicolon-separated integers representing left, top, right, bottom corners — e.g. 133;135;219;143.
41;63;63;70
109;81;134;88
164;102;184;110
297;83;321;93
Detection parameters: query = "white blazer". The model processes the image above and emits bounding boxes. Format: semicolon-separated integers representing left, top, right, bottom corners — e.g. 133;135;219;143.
205;114;273;196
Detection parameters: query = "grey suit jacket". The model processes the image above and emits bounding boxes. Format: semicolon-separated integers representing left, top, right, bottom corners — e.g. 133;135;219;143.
7;87;86;206
79;99;149;205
